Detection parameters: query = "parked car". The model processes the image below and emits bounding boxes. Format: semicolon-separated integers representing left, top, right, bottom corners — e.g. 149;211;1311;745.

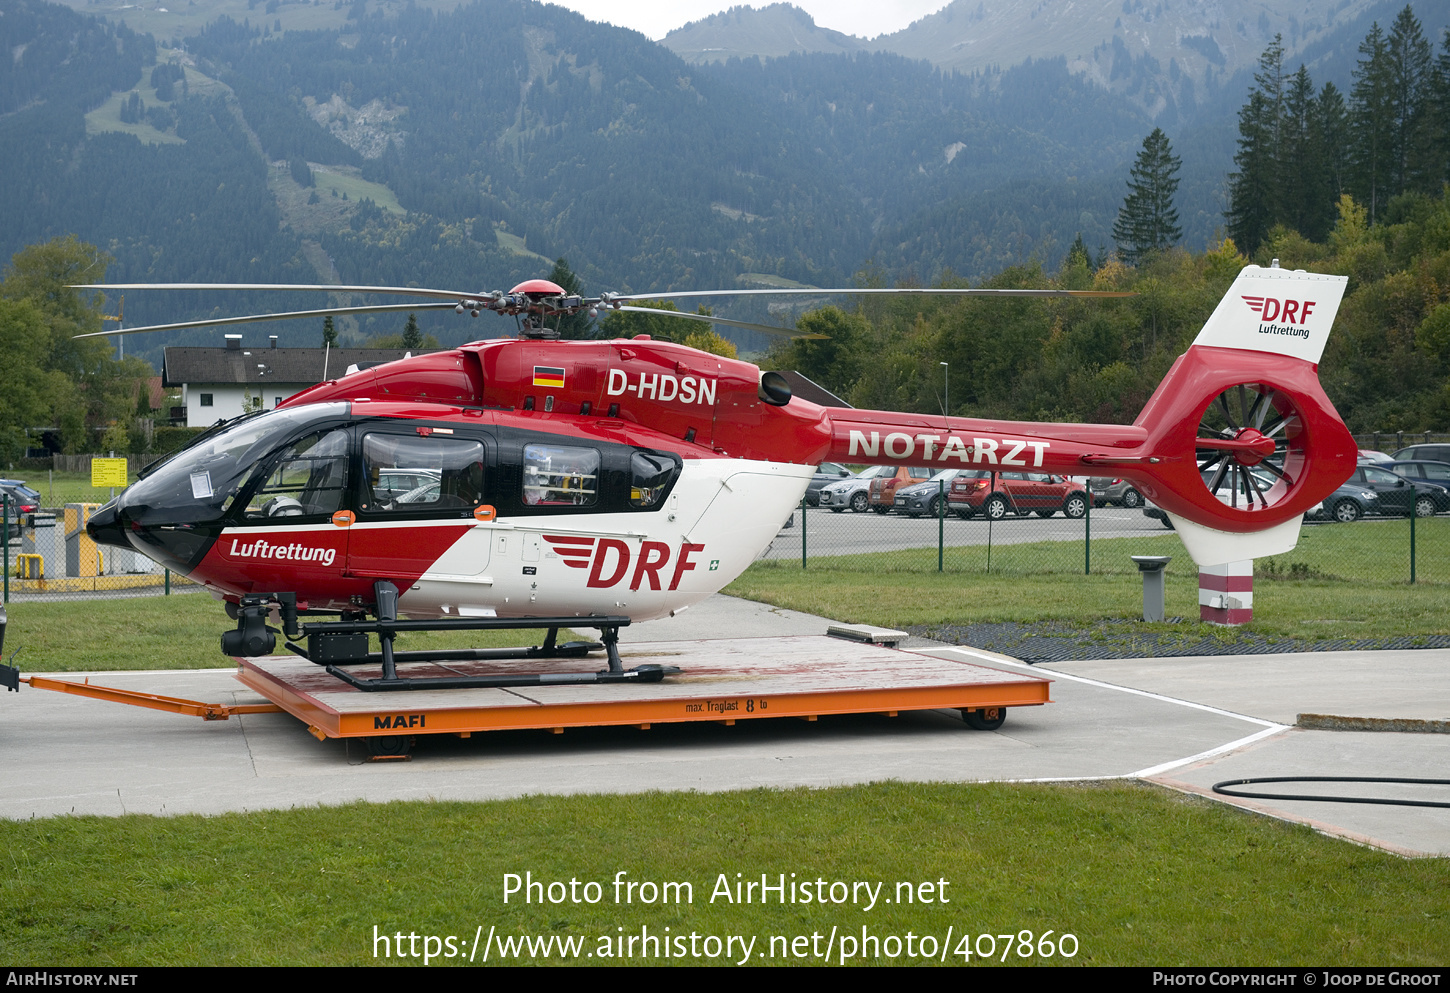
892;469;965;517
0;479;42;505
374;468;441;502
949;470;1088;520
868;466;934;513
1327;464;1443;520
817;464;892;513
0;483;40;538
1088;476;1144;508
1357;450;1396;464
1387;460;1450;514
804;462;853;506
1391;443;1450;465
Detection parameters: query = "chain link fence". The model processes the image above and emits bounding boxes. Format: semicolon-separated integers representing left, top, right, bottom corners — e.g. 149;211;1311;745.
762;483;1449;585
4;445;1447;604
2;492;198;603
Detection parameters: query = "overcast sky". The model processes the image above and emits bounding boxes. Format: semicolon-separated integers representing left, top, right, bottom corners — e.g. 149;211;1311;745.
548;1;948;41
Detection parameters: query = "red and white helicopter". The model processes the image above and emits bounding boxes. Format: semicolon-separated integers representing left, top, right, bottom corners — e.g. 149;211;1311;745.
76;265;1354;691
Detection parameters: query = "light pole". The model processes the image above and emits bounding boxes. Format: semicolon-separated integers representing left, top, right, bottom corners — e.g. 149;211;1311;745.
940;361;949;418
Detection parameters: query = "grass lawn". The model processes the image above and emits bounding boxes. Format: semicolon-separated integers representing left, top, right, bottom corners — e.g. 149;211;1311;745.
8;470;127;509
4;526;1446;967
5;593;586;672
729;524;1450;642
4;782;1448;966
5;522;1446;670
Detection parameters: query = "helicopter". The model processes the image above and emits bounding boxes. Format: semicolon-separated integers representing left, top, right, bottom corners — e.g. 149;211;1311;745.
76;264;1354;691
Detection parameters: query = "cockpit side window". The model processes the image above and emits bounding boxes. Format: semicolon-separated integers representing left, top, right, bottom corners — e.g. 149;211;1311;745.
241;428;352;520
118;402;350;529
360;433;486;515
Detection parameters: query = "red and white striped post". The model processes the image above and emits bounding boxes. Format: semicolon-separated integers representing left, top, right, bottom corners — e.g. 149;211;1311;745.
1199;560;1253;625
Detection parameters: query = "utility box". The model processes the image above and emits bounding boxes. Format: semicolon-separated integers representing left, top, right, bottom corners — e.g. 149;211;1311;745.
1130;555;1172;622
22;514;59;577
64;503;101;578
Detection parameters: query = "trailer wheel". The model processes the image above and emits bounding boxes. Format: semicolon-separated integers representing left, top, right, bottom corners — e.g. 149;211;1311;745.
365;735;414;758
961;707;1006;731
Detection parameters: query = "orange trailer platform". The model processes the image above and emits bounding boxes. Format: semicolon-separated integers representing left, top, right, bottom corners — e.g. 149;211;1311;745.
234;635;1052;757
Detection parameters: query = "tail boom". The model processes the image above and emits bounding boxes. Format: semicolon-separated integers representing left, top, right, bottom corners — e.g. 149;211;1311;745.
814;266;1355;566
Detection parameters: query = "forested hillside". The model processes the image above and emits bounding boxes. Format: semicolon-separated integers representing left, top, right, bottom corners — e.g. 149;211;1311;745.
766;188;1450;433
3;0;1448;447
1;0;1170;366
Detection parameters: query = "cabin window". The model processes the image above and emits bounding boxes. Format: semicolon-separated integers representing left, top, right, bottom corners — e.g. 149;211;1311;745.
361;433;486;514
199;394;213;407
522;444;599;507
628;451;679;509
243;427;351;519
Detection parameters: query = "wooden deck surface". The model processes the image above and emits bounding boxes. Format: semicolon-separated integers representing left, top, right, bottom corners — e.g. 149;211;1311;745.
236;636;1052;739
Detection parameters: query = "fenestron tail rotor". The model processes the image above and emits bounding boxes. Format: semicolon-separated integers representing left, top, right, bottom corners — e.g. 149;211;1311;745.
1194;382;1303;511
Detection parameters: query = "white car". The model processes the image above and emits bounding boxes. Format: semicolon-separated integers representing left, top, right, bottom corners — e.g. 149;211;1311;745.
816;464;892;513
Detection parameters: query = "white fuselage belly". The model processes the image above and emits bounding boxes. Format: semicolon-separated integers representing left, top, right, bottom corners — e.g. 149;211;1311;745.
400;458;812;621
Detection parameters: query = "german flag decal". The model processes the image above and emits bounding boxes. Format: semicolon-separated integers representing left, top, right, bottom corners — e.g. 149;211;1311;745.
532;365;566;388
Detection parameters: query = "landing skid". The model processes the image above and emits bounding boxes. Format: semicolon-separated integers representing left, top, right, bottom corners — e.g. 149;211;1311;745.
230;581;680;693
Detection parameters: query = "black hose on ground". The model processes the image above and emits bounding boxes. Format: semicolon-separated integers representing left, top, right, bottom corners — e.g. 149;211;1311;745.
1213;776;1450;809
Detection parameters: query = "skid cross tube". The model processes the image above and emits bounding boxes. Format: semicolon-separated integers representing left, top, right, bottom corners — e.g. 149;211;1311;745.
323;661;680;693
284;581;641;691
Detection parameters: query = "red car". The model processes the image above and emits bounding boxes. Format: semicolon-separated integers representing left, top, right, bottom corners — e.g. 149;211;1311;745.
948;471;1089;520
867;466;933;513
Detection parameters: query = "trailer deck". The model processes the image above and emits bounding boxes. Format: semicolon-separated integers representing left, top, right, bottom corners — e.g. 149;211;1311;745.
235;635;1052;755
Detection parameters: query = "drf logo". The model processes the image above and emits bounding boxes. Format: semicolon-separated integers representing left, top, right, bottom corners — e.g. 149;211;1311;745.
544;535;705;591
1242;296;1316;323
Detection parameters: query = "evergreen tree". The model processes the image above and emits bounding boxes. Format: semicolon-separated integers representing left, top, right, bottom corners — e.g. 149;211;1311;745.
401;312;422;349
547;257;593;339
1068;233;1093;271
1113;128;1181;264
1385;6;1433;195
1350;23;1394;223
1432;31;1450;188
1281;66;1317;238
1315;82;1350;234
322;315;337;347
1227;38;1287;253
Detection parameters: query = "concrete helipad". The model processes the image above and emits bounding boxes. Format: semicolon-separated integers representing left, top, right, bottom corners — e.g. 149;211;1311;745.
3;595;1446;856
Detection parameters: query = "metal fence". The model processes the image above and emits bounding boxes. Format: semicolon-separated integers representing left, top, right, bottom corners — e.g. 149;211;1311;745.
4;481;1445;606
761;488;1449;585
2;493;197;603
1353;431;1450;454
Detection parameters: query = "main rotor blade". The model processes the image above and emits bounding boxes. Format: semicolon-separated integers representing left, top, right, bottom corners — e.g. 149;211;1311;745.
614;287;1136;301
610;305;827;339
72;282;479;301
73;302;461;338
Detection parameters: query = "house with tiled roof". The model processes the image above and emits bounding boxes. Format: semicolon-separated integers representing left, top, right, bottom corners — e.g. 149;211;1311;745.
162;335;442;425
